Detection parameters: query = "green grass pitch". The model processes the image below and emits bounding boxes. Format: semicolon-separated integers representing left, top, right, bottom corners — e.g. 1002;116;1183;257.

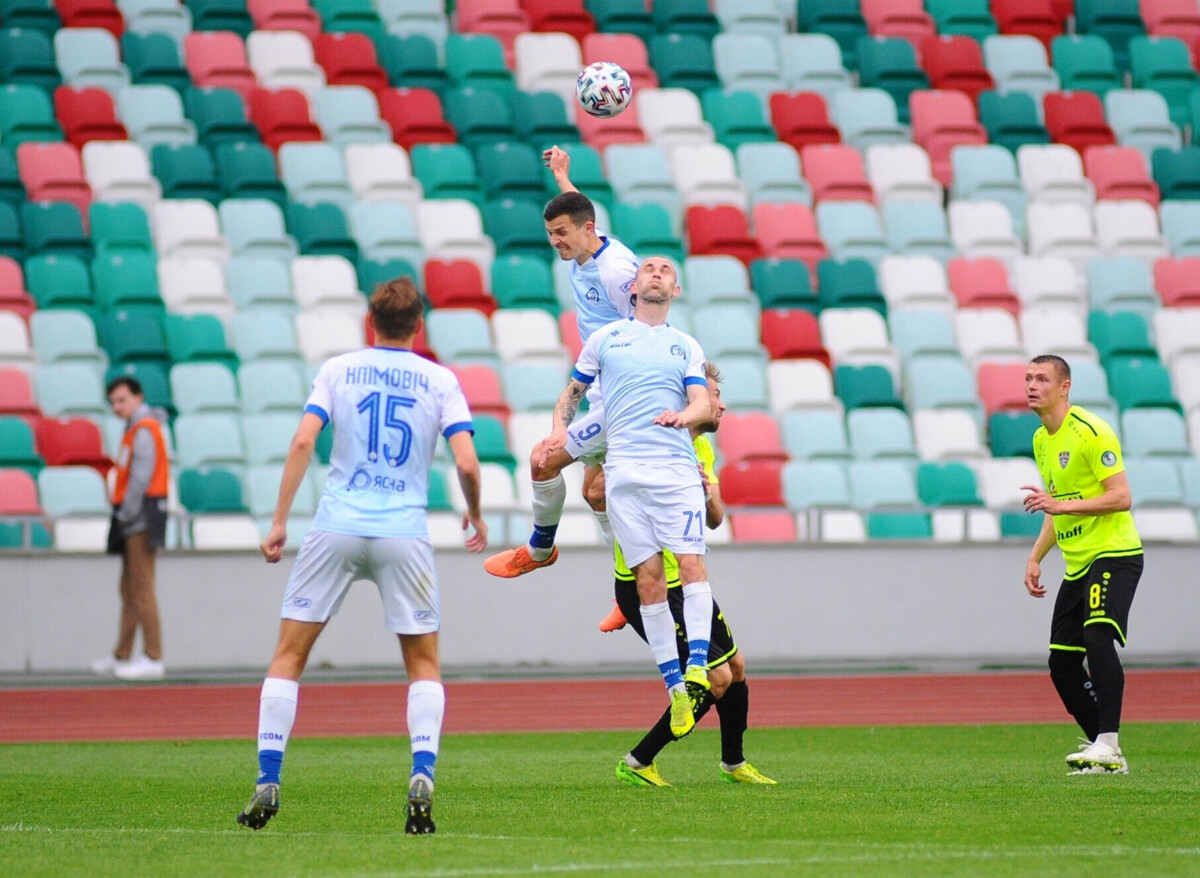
3;723;1199;877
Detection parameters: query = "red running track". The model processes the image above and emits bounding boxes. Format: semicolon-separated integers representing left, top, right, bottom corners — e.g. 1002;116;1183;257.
2;670;1198;743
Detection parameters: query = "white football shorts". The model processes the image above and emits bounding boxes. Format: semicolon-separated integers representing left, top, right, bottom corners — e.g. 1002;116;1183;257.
604;459;706;569
281;529;440;634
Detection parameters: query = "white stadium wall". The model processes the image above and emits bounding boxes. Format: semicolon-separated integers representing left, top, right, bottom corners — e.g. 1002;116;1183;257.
1;543;1197;673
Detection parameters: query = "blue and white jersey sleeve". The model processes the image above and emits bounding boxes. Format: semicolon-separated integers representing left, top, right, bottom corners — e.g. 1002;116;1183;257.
438;379;473;439
572;317;620;385
304;361;335;424
571;234;639;341
683;332;708;388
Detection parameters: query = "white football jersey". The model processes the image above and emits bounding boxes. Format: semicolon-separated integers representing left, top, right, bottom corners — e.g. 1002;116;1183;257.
304;347;472;538
570;231;639;342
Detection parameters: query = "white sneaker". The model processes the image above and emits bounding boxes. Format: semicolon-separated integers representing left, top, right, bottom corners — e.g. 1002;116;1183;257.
1066;741;1128;775
113;655;165;681
90;655;120;675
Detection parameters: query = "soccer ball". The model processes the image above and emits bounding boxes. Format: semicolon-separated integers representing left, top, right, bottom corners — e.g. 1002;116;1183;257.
575;61;633;118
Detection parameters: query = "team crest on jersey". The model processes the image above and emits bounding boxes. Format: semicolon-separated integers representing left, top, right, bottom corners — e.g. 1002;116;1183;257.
669;344;686;359
1059;451;1070;468
1101;450;1117;466
586;286;602;303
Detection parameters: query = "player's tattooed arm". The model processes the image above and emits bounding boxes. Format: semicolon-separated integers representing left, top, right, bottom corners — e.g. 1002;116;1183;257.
553;378;588;430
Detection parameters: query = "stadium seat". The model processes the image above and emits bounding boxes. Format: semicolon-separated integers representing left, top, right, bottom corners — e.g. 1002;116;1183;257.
1043;91;1117;156
151;142;220;203
511;89;579;146
978;90;1051;153
158;257;233;320
1025;201;1099;278
883;201;955;263
717;459;785;506
185;31;256;98
16;142;93;220
846;407;915;460
0;416;43;475
1153;305;1200;369
248;0;322;37
53;26;131;92
879;256;955;311
711;32;785;103
992;0;1063;50
81;140;161;206
311;31;387;93
751;258;820;311
231;306;301;364
846;459;919;510
925;0;997;40
1160;200;1200;255
889;307;958;362
818;257;888;314
829;88;908;152
814;202;887;265
685;205;761;265
581;32;657;91
760;307;828;362
311;84;391;147
1104;89;1182;158
917;460;984;506
226;257;294;312
865;143;941;206
736;142;812;208
856;36;929;124
185;88;261;153
1087;145;1160;204
1107;355;1180;411
690;302;768;365
153;198;230;262
921;35;994;104
610;203;685;265
245;30;326;95
909;89;989;186
1051;34;1122;98
701;89;777;153
22;202;91;262
1076;0;1147;72
767;92;841;153
1087;256;1159;315
983;35;1061;105
116;84;198;150
955;308;1025;366
977;361;1029;414
1017;143;1097;205
1094;200;1168;262
777;32;851;98
780;411;848;464
635;87;714;149
946;257;1020;314
53;86;127;149
1121;408;1191;457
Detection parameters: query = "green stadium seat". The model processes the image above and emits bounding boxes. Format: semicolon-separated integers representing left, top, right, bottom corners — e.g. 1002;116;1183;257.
978;90;1051;153
1152;146;1200;200
1075;0;1146;72
0;200;24;262
799;0;868;70
0;416;44;476
24;254;94;312
482;199;550;260
105;361;173;413
186;0;254;36
89;202;153;257
0;519;53;549
122;32;192;92
511;90;579;146
164;313;237;369
214;141;287;205
816;259;888;314
311;0;383;40
490;255;558;314
1051;34;1122;98
376;33;449;93
587;0;655;42
178;466;248;512
540;142;612;209
1129;35;1199;129
0;28;61;91
441;87;517;149
834;364;901;410
1160;199;1200;254
916;462;983;506
169;361;239;415
185;87;260;149
856;36;929;124
348;201;422;265
471;413;516;471
988;410;1040;458
445;34;515;93
999;510;1045;537
653;0;720;38
410;143;485;204
0;84;63;146
866;511;932;539
98;310;169;369
1107;356;1180;411
356;257;419;298
474;141;545;203
700;89;777;152
285;201;359;262
610;202;686;264
152;143;221;202
749;258;817;310
1088;310;1157;360
0;0;62;33
0;149;26;207
92;253;164;314
648;33;720;95
925;0;997;41
21;202;89;261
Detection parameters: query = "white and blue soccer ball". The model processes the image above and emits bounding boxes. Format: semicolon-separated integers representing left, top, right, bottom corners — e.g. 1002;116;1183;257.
575;61;633;118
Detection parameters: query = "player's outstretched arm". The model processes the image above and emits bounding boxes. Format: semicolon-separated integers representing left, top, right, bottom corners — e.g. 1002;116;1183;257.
449;431;488;552
653;384;713;429
540;377;588;462
542;145;578;194
262;412;323;562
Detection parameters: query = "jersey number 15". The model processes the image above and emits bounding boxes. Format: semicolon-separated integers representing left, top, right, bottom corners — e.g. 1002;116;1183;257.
357;391;413;466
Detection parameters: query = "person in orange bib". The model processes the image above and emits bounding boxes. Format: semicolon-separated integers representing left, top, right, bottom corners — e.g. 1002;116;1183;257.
93;376;170;681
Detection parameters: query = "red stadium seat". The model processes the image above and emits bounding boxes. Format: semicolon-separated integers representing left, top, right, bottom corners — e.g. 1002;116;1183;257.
920;35;995;104
0;468;43;515
54;87;128;149
55;0;124;36
0;258;35;321
574;95;646;148
247;0;322;39
716;412;789;465
992;0;1064;51
1142;0;1200;44
248;87;323;151
1153;257;1200;306
522;0;595;41
16;142;92;222
424;260;498;315
946;257;1020;315
33;416;112;473
909;89;988;186
1083;145;1160;205
582;33;657;90
760;309;831;366
377;88;457;151
1043;91;1116;156
558;310;582;360
686;205;763;265
753;202;829;268
313;32;389;93
717;460;786;506
451;364;510;423
185;32;257;99
363;313;437;360
728;510;798;542
800;144;875;203
976;362;1030;414
0;369;39;418
860;0;934;45
768;92;841;151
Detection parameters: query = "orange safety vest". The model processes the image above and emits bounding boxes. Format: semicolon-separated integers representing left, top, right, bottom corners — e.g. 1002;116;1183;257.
112;417;169;504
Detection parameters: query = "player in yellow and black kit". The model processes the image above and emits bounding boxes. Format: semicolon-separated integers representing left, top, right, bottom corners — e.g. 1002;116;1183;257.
1022;355;1143;775
605;364;774;786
